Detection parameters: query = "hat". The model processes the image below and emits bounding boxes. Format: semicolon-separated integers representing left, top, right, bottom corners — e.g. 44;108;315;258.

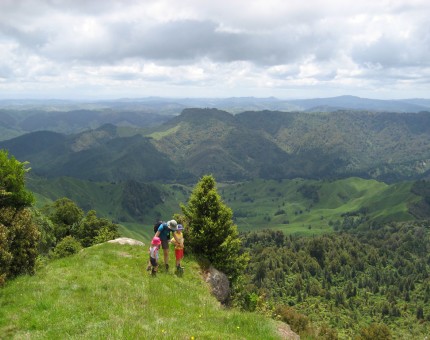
168;220;178;231
177;224;184;231
151;236;161;246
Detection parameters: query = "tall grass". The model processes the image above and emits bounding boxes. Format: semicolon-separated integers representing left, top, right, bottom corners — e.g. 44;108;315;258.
0;243;282;339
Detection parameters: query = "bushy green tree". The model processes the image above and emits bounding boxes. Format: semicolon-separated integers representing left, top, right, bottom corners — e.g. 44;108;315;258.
181;175;248;282
0;150;39;285
44;199;119;248
44;197;84;241
0;150;34;209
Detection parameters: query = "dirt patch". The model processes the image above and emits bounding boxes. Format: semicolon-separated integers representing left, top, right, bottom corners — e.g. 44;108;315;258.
117;251;133;258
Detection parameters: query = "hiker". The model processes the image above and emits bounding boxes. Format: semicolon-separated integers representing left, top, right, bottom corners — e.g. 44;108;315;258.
154;220;179;271
170;224;184;272
148;236;161;276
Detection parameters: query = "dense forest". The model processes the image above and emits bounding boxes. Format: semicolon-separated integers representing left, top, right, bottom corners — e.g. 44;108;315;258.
238;222;430;338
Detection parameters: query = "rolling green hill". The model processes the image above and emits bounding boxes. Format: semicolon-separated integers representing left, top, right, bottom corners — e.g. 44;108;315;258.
0;242;286;339
27;175;421;238
221;177;419;235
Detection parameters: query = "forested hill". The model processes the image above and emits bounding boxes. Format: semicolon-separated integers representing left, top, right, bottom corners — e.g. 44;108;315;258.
1;108;430;183
151;108;430;182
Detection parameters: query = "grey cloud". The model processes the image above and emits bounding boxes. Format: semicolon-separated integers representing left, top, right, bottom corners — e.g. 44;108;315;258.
52;19;336;66
108;72;141;81
46;0;130;15
130;20;338;66
0;22;48;50
0;3;342;67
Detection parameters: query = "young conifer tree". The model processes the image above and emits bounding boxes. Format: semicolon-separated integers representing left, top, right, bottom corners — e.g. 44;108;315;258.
181;175;248;282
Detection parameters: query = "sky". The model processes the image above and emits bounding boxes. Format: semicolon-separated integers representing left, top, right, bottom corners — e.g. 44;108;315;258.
1;0;429;100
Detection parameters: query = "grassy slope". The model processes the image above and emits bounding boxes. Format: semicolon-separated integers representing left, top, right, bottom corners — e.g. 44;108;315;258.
0;243;283;339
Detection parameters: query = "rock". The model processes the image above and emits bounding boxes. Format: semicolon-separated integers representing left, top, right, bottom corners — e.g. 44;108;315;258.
107;237;144;246
203;266;230;304
276;321;300;339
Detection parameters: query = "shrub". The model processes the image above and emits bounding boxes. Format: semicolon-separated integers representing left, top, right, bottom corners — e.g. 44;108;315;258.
93;225;120;244
358;323;392;340
275;305;310;334
0;207;40;285
51;236;82;259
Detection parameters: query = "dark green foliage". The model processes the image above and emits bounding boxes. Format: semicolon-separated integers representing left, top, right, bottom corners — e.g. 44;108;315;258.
121;180;162;219
181;175;249;282
409;180;430;218
51;236;82;259
297;184;320;203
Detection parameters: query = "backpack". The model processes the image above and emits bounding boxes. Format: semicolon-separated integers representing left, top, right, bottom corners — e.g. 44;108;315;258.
153;220;163;234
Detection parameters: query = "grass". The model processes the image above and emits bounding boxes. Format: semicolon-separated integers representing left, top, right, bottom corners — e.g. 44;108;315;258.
0;243;283;339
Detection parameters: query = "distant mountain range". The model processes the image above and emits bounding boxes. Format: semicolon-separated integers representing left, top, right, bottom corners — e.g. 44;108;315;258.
1;107;430;183
2;95;430;113
1;95;429;141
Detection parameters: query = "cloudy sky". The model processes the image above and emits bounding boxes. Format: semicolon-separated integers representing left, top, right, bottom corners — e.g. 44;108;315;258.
1;0;429;100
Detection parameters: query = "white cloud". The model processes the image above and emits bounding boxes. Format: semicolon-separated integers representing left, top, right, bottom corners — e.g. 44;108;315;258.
0;0;429;99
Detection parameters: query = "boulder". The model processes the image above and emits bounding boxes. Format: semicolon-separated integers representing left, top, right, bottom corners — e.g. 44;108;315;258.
203;266;230;304
107;237;144;246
